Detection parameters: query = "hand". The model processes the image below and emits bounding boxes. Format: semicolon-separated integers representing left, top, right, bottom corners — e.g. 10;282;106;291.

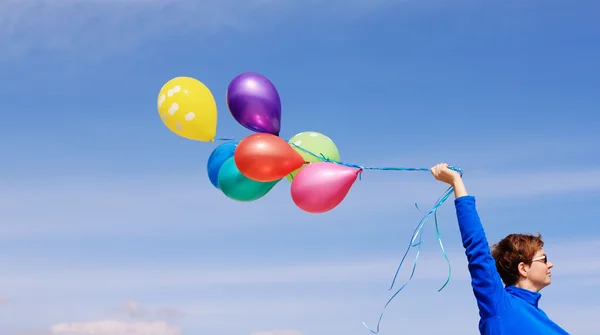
430;163;462;186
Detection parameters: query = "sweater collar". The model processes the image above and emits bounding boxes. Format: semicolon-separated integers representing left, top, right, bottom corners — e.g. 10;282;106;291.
506;285;542;307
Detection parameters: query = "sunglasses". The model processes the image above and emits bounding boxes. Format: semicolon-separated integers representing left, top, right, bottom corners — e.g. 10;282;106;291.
531;255;548;264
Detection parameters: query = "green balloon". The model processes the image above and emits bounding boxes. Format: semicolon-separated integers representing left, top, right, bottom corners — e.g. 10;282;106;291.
218;157;280;202
286;131;341;182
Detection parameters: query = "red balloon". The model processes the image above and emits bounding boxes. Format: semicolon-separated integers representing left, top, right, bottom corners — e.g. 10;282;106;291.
234;133;306;182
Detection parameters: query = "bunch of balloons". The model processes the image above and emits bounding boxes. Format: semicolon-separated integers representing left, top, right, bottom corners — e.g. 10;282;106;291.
158;72;360;214
157;72;461;334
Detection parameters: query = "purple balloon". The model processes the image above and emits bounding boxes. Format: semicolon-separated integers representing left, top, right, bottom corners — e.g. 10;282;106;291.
226;72;282;135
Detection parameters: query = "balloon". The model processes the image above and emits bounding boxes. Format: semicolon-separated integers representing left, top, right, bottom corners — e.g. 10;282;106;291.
286;131;340;182
158;77;218;142
207;142;238;189
234;133;305;182
226;72;281;135
291;162;360;214
218;157;280;202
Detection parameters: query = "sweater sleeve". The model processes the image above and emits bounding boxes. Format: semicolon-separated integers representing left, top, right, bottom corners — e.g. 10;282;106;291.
454;195;508;319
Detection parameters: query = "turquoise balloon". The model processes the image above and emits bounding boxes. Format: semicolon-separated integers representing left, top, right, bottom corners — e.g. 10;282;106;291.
218;157;280;202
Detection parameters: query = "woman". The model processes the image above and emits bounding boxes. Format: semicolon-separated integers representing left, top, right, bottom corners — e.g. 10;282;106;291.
430;163;569;335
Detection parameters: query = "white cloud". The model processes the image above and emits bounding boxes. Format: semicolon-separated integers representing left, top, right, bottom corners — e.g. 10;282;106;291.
3;238;598;335
4;302;184;335
0;0;400;60
51;320;180;335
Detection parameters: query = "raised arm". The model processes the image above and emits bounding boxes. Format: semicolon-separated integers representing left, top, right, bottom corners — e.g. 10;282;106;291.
430;163;508;319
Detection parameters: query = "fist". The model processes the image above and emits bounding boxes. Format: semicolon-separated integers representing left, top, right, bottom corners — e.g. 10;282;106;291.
430;163;461;185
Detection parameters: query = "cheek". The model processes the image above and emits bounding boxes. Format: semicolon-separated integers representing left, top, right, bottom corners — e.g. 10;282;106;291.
528;265;541;277
534;266;548;277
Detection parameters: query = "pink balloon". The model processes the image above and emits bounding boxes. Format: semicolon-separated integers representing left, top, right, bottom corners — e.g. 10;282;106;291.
291;162;361;214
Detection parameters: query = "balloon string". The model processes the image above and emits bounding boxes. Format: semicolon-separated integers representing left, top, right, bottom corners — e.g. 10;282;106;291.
387;186;454;293
285;141;460;333
362;185;454;334
214;138;461;333
288;141;462;174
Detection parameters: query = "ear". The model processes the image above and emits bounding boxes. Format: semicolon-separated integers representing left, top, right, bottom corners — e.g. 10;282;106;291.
518;262;529;278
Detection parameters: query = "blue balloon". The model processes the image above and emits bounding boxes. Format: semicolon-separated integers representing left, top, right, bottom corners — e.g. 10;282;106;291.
207;142;238;189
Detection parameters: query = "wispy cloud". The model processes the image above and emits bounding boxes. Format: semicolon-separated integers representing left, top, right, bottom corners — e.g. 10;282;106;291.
467;169;600;199
6;301;183;335
0;253;463;293
2;237;598;293
0;0;224;59
0;0;400;61
2;167;599;237
3;237;597;334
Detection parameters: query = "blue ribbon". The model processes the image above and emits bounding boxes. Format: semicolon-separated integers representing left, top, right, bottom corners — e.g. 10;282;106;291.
286;141;462;333
362;185;455;333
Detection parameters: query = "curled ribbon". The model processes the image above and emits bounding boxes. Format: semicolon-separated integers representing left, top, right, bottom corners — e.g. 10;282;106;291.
287;141;461;334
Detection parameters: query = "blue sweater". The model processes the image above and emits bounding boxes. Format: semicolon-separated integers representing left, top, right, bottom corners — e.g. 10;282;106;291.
454;196;569;335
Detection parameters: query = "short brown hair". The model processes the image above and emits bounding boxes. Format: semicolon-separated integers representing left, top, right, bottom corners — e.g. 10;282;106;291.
491;233;544;286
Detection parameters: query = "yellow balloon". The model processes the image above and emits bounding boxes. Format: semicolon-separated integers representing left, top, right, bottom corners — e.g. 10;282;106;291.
157;77;217;142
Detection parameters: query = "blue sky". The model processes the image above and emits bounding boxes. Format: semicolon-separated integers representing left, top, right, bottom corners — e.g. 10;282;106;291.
1;0;599;334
